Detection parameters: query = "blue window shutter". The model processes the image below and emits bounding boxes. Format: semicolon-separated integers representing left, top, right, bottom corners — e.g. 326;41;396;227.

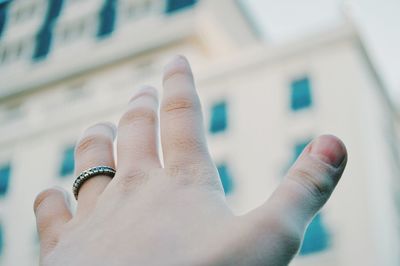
97;0;117;38
0;164;11;197
0;1;10;39
210;101;228;134
294;139;311;160
165;0;197;14
33;0;64;61
33;27;52;60
217;164;234;195
45;0;63;21
59;146;75;177
0;164;10;196
300;213;330;255
290;77;312;111
0;164;11;196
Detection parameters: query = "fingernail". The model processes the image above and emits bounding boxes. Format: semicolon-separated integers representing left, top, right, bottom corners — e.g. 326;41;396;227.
163;55;192;82
82;122;117;140
167;55;189;67
129;86;157;103
309;135;347;168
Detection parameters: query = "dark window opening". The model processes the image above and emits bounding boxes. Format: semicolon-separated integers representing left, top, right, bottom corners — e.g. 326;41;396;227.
33;0;64;61
217;163;234;195
59;146;75;177
33;27;52;60
165;0;197;14
290;76;312;111
0;1;10;39
294;139;312;160
97;0;117;38
299;213;331;255
0;163;11;197
210;101;228;134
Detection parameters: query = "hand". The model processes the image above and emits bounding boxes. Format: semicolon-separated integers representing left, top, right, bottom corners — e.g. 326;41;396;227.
34;56;347;266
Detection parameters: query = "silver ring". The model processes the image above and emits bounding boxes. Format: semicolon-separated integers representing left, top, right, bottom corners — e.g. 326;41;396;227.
72;166;116;200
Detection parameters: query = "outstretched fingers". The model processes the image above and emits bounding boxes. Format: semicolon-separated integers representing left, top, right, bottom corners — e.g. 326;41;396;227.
160;56;220;187
74;122;116;217
116;86;161;182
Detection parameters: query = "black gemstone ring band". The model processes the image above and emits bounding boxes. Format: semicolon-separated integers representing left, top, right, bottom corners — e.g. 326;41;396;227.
72;166;116;200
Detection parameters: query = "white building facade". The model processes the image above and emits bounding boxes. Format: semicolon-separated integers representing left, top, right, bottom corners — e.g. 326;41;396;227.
0;0;399;265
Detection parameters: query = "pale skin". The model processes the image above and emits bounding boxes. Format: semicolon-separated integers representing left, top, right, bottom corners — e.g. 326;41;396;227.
33;56;347;266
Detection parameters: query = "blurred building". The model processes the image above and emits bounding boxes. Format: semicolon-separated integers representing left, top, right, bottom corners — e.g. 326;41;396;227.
0;0;399;265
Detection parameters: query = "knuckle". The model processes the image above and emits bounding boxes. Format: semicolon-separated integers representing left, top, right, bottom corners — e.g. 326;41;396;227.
75;134;112;157
114;169;147;191
289;166;333;200
165;164;197;186
166;164;218;188
119;107;157;127
42;236;60;253
171;135;204;152
162;96;198;115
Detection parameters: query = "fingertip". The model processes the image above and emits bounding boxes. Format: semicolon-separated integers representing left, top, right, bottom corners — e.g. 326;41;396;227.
81;122;117;141
130;85;158;103
309;135;347;168
163;55;192;83
34;186;72;256
165;55;189;68
262;135;348;232
34;186;69;215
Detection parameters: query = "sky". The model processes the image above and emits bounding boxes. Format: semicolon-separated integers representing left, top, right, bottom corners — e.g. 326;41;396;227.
245;0;400;105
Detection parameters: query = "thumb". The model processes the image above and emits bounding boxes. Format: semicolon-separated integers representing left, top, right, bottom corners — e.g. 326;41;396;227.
249;135;347;241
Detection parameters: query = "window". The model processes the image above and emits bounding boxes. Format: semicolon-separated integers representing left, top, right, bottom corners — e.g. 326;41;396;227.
0;1;10;39
165;0;197;14
97;0;117;38
294;139;311;160
33;27;52;60
59;146;75;177
217;163;234;195
209;101;228;134
0;164;11;197
290;76;312;111
33;0;64;61
299;213;330;255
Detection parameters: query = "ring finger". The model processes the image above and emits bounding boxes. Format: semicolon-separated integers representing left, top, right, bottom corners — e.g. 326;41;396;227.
74;122;116;217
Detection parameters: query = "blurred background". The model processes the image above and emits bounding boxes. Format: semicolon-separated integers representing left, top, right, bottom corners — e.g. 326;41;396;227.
0;0;400;265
